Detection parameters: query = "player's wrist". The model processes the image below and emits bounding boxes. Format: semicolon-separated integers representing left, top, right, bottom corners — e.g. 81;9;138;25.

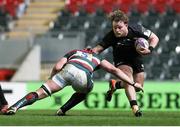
148;46;154;53
132;82;136;86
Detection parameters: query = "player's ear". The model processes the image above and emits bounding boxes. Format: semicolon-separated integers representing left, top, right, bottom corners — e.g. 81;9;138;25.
125;23;128;27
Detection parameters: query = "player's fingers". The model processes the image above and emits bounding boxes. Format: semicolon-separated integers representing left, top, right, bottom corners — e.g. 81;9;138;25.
141;89;144;93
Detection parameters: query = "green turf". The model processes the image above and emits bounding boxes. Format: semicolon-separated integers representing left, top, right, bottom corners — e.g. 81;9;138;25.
0;110;180;126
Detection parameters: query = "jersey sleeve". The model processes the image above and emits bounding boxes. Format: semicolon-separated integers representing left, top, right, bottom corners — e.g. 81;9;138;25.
141;25;152;39
64;49;77;59
138;24;152;39
97;30;114;49
130;24;152;39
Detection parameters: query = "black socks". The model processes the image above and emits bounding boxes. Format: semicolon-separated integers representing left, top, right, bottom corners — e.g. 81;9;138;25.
61;92;87;113
130;100;138;107
115;81;123;89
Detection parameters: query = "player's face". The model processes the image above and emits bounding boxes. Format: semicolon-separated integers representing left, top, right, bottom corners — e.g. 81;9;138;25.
112;20;128;37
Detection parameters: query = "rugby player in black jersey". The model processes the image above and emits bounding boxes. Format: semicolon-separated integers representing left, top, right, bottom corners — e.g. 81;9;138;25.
93;9;159;117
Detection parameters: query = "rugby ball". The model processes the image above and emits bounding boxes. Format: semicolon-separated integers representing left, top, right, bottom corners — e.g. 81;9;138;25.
135;38;149;51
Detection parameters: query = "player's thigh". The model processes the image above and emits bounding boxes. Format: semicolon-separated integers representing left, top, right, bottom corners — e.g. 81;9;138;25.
133;72;144;87
45;79;62;93
70;69;93;93
117;65;138;99
117;65;133;79
36;80;62;95
36;79;62;99
117;65;134;87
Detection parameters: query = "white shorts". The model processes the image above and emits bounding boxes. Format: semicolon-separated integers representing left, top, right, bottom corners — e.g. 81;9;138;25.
52;64;93;93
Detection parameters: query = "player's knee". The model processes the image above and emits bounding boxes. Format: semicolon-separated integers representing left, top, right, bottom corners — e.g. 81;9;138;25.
40;83;52;96
74;92;87;100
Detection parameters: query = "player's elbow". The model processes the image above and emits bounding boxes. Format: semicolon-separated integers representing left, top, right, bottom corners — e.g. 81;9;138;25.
55;64;61;71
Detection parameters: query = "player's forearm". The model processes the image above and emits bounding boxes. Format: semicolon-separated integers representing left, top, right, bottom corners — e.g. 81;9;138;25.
149;32;159;48
114;68;134;86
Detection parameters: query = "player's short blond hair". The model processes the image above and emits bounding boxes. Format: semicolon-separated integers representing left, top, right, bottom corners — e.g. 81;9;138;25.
108;10;129;24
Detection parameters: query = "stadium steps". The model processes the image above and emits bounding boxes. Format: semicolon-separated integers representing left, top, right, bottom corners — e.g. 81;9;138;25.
6;0;65;38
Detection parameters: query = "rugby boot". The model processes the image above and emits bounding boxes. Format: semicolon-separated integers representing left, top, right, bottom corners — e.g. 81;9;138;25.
132;105;142;117
56;108;66;116
105;79;117;101
4;106;17;115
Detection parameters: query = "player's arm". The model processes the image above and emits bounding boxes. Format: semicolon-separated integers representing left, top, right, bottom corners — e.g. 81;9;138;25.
139;32;159;55
92;45;105;54
93;31;113;54
49;57;67;79
148;32;159;50
100;59;143;91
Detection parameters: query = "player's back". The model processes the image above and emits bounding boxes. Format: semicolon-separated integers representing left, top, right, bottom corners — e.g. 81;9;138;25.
65;49;102;73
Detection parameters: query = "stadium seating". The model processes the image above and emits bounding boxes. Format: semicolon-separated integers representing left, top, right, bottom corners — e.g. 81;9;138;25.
170;0;180;13
1;0;180;80
151;0;168;14
49;0;180;80
0;0;27;33
135;0;151;14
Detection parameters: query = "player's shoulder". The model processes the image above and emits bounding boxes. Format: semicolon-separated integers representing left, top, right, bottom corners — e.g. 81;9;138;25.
128;23;143;32
67;49;79;54
65;49;82;57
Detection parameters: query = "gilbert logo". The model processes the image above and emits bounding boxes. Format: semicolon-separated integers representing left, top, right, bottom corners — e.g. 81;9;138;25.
2;88;12;94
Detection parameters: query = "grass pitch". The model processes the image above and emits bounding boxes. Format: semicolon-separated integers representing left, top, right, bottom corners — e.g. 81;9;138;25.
0;110;180;126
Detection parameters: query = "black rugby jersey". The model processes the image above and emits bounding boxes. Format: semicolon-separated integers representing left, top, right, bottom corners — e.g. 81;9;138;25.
98;24;152;65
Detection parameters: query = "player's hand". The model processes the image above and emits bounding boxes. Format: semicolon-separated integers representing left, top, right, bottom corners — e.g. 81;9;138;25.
137;47;151;55
134;83;144;92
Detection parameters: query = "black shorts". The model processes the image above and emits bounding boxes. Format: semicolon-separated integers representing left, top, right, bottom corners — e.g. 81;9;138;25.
115;58;144;73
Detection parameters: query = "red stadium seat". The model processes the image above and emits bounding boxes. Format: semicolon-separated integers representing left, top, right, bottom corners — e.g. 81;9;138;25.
113;0;121;8
135;0;151;14
84;0;96;14
170;0;180;13
0;0;4;6
84;4;96;14
104;0;113;5
0;69;15;81
151;0;168;14
66;0;86;14
69;0;78;5
101;0;113;14
4;0;21;17
118;0;134;13
102;4;113;14
66;4;79;14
